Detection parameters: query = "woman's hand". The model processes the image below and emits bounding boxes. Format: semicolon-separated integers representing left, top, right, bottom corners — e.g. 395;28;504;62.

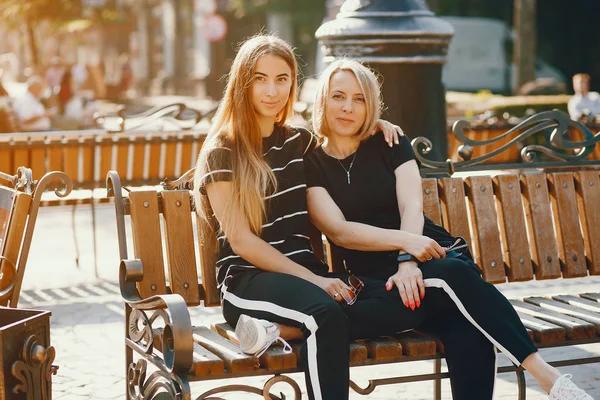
403;233;446;263
372;119;404;147
385;262;425;310
310;275;351;303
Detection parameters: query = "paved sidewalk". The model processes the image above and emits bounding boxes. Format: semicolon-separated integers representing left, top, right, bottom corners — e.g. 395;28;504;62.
17;204;600;399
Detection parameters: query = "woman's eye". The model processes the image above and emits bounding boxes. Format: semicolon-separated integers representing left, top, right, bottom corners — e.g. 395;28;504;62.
333;94;343;99
278;77;288;83
355;97;365;103
254;76;265;82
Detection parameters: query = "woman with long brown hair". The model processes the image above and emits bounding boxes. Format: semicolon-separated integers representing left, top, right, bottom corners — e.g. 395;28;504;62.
193;34;405;400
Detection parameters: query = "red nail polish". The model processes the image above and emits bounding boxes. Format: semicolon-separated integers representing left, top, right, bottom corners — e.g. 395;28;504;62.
421;293;425;299
416;301;421;308
404;301;409;307
410;304;415;311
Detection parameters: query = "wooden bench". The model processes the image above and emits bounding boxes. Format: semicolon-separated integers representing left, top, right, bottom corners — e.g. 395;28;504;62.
0;167;72;307
108;110;600;399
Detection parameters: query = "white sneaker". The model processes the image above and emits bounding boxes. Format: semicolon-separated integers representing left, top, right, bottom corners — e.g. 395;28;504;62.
235;314;293;357
549;374;594;400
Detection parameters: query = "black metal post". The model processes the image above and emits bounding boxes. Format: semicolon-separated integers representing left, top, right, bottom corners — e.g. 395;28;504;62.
316;0;454;161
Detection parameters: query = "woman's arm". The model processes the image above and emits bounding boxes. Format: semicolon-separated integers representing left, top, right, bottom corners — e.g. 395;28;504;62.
206;181;350;298
306;186;442;260
394;160;425;235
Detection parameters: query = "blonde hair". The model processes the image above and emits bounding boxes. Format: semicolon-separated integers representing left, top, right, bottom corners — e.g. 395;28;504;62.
193;34;298;242
312;59;382;141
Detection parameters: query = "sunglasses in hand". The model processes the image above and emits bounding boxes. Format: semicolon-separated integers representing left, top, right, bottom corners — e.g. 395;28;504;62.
335;275;364;306
397;236;469;264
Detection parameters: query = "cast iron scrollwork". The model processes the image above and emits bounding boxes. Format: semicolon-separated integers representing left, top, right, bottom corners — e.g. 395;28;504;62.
11;335;58;400
128;359;184;400
128;308;169;354
412;110;600;175
196;374;302;400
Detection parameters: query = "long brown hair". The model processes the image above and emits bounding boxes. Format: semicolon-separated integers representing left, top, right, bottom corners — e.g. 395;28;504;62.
194;34;298;243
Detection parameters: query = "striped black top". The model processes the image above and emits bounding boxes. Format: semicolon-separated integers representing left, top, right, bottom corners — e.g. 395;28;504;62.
198;124;328;286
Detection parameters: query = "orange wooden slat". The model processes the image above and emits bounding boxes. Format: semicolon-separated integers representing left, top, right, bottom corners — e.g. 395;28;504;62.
0;190;31;307
131;136;146;181
465;176;505;283
62;136;80;186
439;178;472;248
0;136;11;173
98;134;114;179
195;196;220;306
161;191;201;306
46;136;64;172
180;140;193;174
128;190;167;298
147;133;163;182
163;135;178;180
574;171;600;275
422;178;442;225
493;175;534;282
29;136;46;180
548;173;587;278
115;135;130;180
12;136;29;171
80;135;95;185
520;174;561;279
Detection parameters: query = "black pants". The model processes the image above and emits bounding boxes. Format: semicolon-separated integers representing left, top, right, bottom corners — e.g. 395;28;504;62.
222;256;536;400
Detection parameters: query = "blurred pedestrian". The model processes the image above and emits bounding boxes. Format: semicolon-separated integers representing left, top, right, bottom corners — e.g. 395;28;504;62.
568;73;600;120
13;76;55;132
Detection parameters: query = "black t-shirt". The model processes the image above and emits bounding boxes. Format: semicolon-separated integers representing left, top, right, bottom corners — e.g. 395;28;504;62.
304;133;457;278
197;124;328;286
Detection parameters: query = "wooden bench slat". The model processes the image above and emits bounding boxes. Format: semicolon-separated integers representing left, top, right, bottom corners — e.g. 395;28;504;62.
81;135;95;184
147;135;162;181
392;331;437;357
163;137;178;180
116;136;130;181
579;292;600;303
524;296;600;334
359;337;403;361
129;190;167;298
195;201;220;306
422;178;442;226
509;300;596;339
465;176;505;283
493;175;534;281
63;137;80;184
553;295;600;313
0;189;31;306
439;178;472;249
161;191;201;306
99;135;114;180
192;326;259;373
574;171;600;275
520;174;561;279
12;137;29;174
47;136;64;172
548;173;587;277
30;136;47;181
180;141;194;175
131;138;146;180
514;311;566;344
154;328;225;376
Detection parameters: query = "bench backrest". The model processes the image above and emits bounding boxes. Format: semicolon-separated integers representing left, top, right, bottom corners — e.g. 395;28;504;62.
114;169;600;310
0;130;207;190
0;168;72;307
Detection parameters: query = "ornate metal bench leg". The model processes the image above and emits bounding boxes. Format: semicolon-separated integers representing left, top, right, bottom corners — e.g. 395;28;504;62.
127;359;186;399
434;358;442;400
516;367;526;400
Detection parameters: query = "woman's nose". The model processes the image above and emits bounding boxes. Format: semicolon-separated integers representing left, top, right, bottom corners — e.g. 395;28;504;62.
265;82;277;96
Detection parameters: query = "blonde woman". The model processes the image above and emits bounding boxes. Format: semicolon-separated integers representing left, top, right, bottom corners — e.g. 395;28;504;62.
193;35;405;400
304;59;593;400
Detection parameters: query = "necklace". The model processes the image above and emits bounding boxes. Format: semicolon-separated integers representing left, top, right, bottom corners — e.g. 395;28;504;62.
337;152;358;184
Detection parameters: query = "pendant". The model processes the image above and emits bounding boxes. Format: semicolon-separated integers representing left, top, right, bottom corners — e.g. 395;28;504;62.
347;171;351;184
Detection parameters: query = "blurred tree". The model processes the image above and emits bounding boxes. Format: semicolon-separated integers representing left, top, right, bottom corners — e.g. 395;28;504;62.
0;0;82;67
